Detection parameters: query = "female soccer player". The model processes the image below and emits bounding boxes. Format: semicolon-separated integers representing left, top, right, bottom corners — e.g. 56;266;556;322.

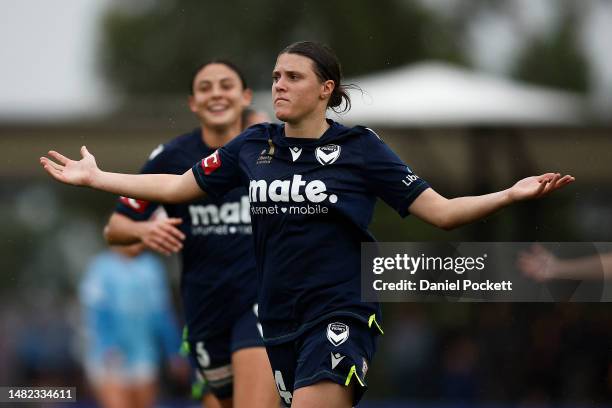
41;41;574;407
101;61;277;408
80;243;185;408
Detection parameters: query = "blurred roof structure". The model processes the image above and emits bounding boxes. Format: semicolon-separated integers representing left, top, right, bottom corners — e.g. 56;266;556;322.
326;62;588;126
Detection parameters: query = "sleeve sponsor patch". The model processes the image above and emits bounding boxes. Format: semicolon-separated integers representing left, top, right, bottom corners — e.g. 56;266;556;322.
200;150;222;175
119;196;150;213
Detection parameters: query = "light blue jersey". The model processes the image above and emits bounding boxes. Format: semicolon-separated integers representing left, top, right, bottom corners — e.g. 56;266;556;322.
79;250;181;381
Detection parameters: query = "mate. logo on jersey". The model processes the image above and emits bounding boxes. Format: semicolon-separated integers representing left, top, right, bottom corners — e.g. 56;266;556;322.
289;147;302;162
249;175;338;204
327;322;349;346
315;144;341;166
200;150;221;175
189;199;251;226
189;196;252;236
119;196;150;214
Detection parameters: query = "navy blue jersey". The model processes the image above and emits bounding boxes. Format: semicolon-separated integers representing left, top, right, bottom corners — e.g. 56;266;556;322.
115;129;256;341
192;121;430;344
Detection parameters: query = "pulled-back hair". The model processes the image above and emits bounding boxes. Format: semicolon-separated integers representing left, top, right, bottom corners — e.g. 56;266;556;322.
189;59;248;94
280;41;353;113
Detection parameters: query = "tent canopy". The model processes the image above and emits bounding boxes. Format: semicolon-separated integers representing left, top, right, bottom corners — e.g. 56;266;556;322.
309;62;586;126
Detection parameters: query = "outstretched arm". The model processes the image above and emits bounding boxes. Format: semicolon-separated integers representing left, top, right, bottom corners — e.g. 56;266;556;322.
409;173;574;230
518;244;612;281
40;146;204;204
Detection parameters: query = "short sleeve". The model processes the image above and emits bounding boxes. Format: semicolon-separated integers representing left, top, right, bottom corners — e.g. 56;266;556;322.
191;131;248;199
114;145;164;220
359;128;430;217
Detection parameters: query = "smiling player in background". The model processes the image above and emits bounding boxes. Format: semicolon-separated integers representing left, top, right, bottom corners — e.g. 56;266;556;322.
102;61;277;408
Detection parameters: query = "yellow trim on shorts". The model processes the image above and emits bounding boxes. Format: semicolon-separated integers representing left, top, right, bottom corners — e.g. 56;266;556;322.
368;314;384;335
179;326;191;356
345;365;365;387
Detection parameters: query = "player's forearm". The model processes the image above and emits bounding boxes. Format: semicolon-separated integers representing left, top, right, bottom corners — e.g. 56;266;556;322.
104;213;145;245
553;254;612;280
90;171;178;202
90;170;201;204
441;189;513;230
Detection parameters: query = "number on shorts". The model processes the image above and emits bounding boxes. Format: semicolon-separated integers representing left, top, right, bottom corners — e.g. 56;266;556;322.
195;341;210;368
253;303;263;337
274;370;293;406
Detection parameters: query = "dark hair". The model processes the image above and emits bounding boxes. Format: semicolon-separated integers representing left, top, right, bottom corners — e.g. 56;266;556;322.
189;59;248;94
280;41;354;113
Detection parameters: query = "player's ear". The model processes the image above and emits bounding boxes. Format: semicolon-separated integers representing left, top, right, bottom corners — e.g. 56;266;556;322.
188;95;197;113
242;88;253;107
320;79;334;101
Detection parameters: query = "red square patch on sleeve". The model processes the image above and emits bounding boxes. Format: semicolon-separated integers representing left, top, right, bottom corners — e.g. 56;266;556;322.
201;150;222;175
119;196;150;214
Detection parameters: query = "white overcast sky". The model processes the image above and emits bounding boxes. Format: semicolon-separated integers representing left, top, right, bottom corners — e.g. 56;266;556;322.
0;0;610;120
0;0;113;120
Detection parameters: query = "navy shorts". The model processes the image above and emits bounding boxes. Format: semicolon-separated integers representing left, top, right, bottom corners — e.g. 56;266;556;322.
265;317;381;407
188;304;264;399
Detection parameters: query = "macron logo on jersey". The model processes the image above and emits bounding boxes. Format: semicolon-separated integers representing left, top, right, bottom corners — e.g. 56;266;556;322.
201;150;221;175
289;147;302;162
119;196;150;214
249;175;338;204
331;353;345;369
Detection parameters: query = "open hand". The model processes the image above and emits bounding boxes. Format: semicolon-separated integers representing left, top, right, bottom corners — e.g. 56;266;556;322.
40;146;99;187
517;244;559;282
508;173;574;202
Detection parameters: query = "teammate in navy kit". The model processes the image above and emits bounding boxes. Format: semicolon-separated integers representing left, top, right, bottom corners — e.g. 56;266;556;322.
41;41;574;407
101;61;278;408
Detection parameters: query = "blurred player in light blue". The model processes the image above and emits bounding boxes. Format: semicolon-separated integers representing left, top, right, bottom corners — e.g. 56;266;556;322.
80;242;187;408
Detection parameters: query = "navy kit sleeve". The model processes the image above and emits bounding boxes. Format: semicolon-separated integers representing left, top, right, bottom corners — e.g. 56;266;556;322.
191;131;247;199
359;128;430;217
114;145;164;221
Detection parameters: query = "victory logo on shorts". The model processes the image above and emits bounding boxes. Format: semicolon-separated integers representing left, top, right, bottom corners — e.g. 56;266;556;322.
315;144;341;166
327;322;349;346
201;150;221;175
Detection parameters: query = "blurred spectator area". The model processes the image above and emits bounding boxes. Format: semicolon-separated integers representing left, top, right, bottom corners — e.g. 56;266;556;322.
2;108;610;188
2;108;610;242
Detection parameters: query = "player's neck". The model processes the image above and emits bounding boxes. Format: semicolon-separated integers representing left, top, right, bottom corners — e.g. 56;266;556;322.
200;122;241;148
284;111;329;139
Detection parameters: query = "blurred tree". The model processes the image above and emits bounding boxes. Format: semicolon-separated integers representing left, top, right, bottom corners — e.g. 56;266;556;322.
512;13;590;93
101;0;466;94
